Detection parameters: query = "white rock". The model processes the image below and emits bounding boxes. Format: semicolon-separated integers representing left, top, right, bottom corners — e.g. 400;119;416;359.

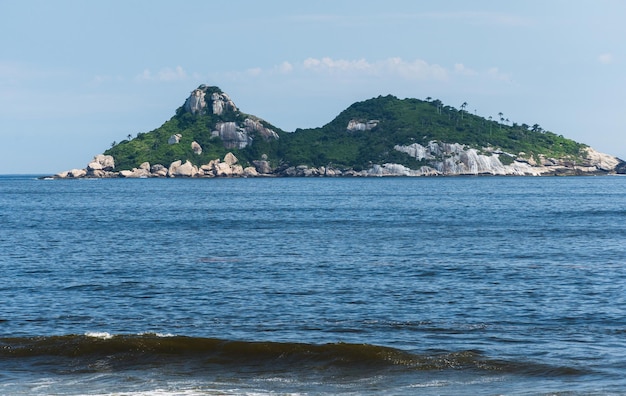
243;166;258;177
87;162;103;171
230;165;244;176
172;160;197;177
214;162;232;177
168;134;182;145
119;170;135;178
184;89;206;114
93;154;115;170
253;160;272;174
224;152;238;165
168;160;182;176
584;147;620;171
55;171;70;178
68;169;87;178
347;119;378;131
191;141;202;155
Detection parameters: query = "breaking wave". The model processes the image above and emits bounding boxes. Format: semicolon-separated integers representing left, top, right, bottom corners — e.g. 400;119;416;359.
0;334;586;377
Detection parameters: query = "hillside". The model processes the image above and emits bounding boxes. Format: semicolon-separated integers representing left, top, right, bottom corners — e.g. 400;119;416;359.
279;95;588;171
57;85;623;178
103;85;285;171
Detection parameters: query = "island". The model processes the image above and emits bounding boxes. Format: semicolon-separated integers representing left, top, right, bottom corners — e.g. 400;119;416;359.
54;85;624;178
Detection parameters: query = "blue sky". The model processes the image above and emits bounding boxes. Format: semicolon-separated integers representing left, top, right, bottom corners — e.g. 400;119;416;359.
1;0;625;174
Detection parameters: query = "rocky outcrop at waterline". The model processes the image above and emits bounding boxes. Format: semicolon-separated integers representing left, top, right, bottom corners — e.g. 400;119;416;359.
52;144;625;179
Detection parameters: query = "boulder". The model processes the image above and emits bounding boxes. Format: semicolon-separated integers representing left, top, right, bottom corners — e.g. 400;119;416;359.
201;159;219;171
214;162;232;177
168;134;182;144
151;164;168;177
68;168;87;178
243;166;259;177
282;166;297;177
184;88;206;115
93;154;115;171
119;170;135;178
168;160;182;176
87;161;103;171
224;152;238;165
118;167;150;178
172;160;197;177
191;141;202;155
89;169;106;178
252;160;272;174
230;164;244;176
54;170;70;178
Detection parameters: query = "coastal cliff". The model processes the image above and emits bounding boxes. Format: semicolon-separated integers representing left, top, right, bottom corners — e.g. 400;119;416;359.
54;85;624;178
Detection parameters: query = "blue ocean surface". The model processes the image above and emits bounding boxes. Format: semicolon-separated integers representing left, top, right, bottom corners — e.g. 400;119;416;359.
1;175;625;395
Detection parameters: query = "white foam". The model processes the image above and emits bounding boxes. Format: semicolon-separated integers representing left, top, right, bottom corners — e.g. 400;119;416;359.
138;332;175;337
84;331;113;339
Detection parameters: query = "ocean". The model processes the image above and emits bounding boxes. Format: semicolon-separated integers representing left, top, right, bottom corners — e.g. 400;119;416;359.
1;175;625;395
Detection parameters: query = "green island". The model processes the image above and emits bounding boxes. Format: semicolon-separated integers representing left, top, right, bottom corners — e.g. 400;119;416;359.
56;85;624;178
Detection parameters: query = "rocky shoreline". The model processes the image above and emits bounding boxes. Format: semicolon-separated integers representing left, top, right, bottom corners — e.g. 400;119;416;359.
50;145;625;179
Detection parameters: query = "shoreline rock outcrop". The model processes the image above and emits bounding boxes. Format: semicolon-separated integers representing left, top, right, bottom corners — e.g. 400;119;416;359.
51;142;625;179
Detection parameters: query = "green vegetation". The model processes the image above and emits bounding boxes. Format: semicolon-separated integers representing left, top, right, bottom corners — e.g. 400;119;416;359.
105;89;587;171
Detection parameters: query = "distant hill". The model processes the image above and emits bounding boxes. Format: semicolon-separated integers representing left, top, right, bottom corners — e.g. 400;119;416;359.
277;94;589;171
104;85;285;171
62;85;621;178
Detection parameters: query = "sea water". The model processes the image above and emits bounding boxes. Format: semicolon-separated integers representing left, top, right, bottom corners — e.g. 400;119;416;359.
0;175;625;395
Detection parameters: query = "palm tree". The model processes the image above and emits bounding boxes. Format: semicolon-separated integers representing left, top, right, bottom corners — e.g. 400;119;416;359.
432;99;443;115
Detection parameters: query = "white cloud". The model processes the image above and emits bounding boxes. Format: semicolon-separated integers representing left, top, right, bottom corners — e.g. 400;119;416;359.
277;61;294;74
289;11;532;28
454;63;477;76
212;57;514;93
157;66;187;81
246;67;263;77
0;61;67;86
136;66;187;82
486;67;512;83
598;53;613;64
301;57;447;80
413;11;532;27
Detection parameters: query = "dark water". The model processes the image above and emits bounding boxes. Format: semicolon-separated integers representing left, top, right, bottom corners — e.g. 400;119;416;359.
1;175;625;395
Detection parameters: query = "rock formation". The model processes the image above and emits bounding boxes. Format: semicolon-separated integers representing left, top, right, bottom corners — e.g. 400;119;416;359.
168;134;182;144
392;141;622;176
244;117;280;140
210;91;237;115
347;119;379;132
191;141;202;155
212;122;252;149
183;86;237;117
184;88;206;115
